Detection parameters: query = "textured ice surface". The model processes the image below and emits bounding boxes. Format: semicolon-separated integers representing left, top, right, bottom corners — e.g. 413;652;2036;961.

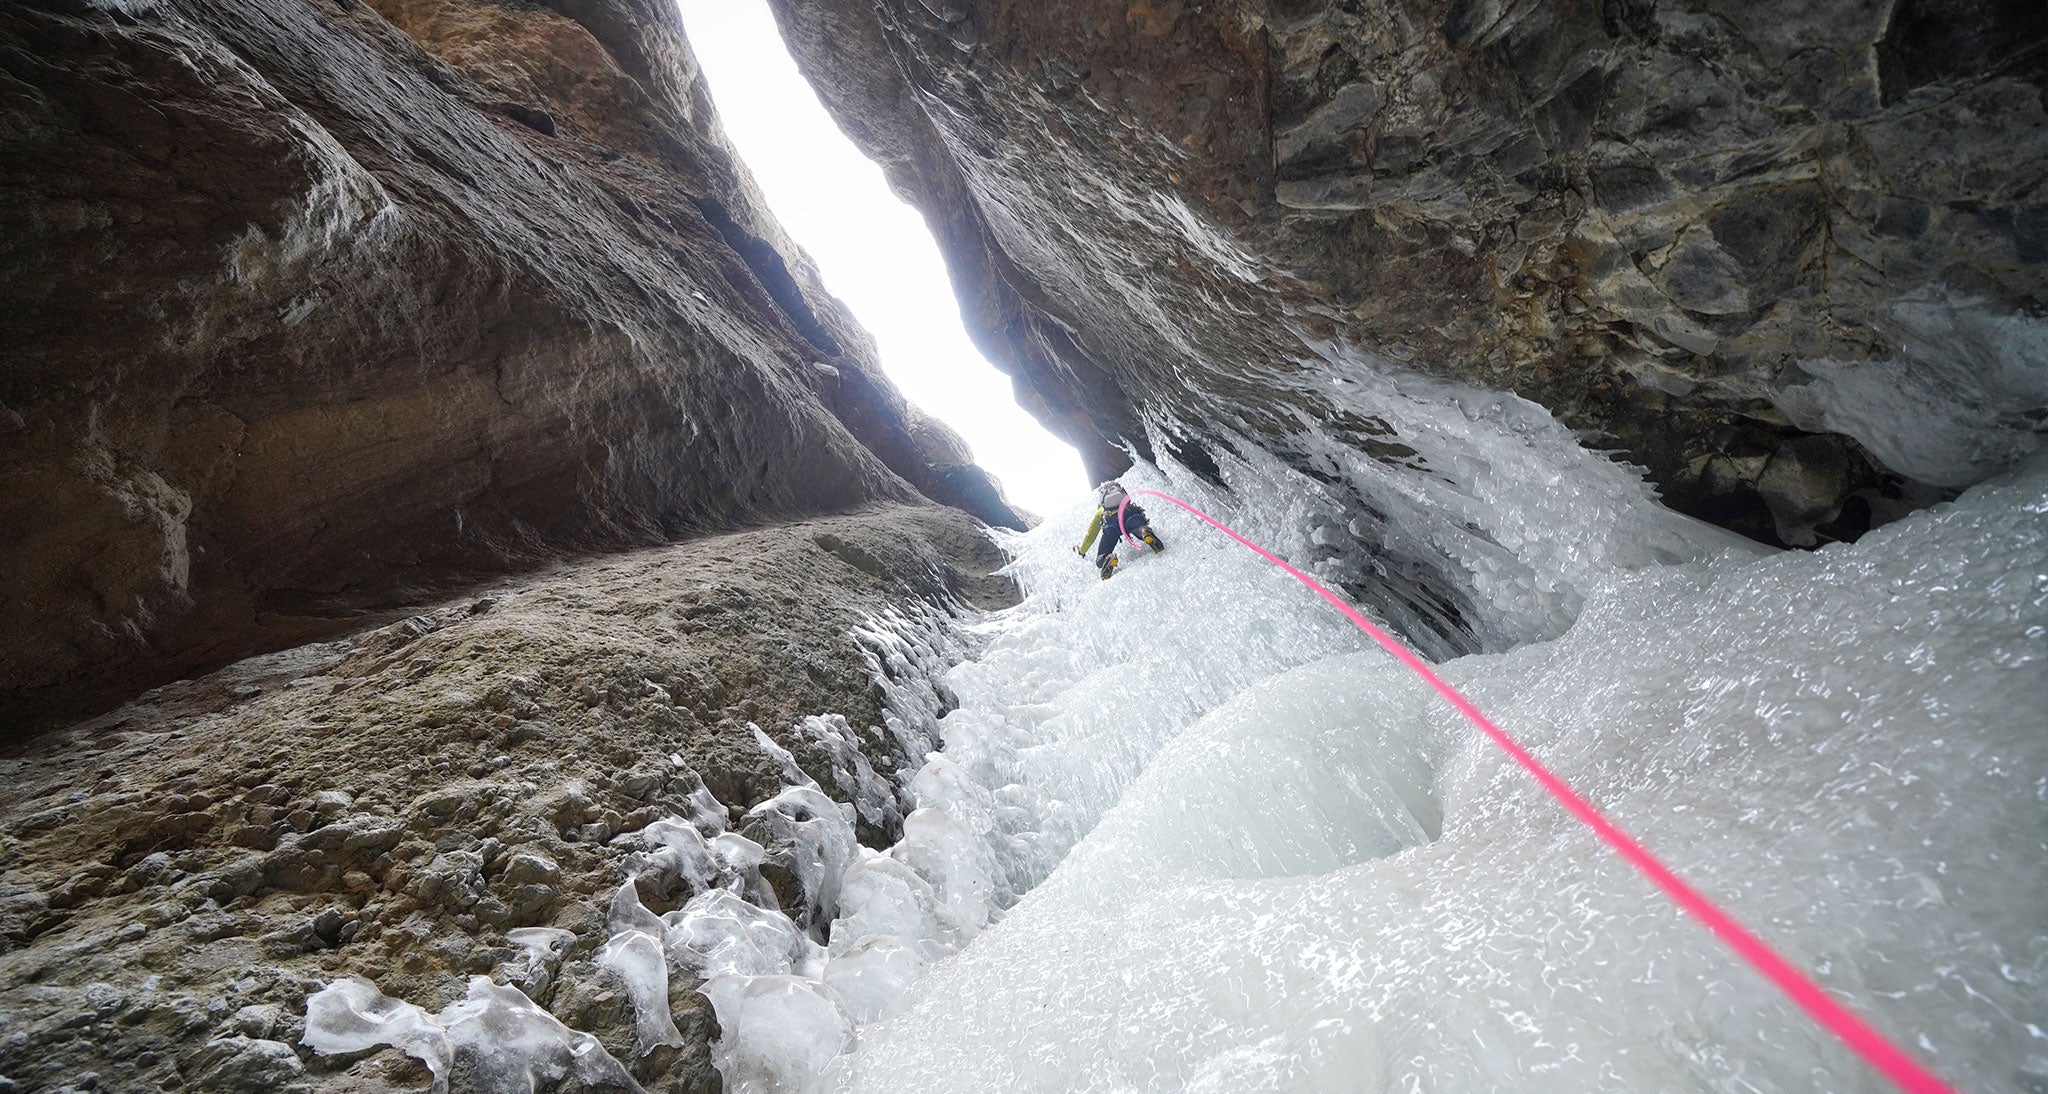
443;977;641;1092
666;888;826;980
821;935;925;1023
834;455;2048;1092
305;773;829;1090
1775;288;2048;487
678;769;733;833
606;877;667;939
827;852;963;962
699;974;852;1094
302;975;638;1093
1256;344;1765;653
614;816;767;904
597;925;685;1056
303;976;453;1085
852;604;966;785
754;724;820;790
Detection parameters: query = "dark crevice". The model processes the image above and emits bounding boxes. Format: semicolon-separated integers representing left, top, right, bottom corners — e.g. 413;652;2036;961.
486;100;556;136
690;195;844;358
1162;433;1229;489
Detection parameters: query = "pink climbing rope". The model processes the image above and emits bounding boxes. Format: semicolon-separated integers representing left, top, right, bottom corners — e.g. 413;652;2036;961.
1114;489;1954;1094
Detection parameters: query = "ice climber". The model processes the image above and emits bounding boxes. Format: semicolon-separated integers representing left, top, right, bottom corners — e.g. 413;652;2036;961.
1075;479;1165;579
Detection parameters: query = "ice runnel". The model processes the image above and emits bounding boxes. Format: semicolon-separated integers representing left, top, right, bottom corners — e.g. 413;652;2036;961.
853;604;969;795
502;927;575;999
698;974;852;1093
667;889;825;979
616;817;769;905
438;979;642;1093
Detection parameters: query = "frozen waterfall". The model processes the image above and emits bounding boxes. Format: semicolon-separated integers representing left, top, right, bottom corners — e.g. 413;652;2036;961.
309;366;2047;1093
816;444;2043;1093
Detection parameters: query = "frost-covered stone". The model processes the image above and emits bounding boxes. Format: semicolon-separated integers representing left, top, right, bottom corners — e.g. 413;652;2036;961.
0;507;1012;1089
614;818;765;904
798;714;900;832
302;977;451;1084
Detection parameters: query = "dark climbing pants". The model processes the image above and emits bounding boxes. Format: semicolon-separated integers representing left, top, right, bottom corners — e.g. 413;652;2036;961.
1094;503;1150;563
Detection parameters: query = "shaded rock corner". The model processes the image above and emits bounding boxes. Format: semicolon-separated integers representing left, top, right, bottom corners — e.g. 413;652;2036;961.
0;0;1023;731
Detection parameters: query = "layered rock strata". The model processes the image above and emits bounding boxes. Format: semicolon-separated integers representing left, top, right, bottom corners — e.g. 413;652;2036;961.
0;0;1020;730
0;502;1015;1093
774;0;2048;547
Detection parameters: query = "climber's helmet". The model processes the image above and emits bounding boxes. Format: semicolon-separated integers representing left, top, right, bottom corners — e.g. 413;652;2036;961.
1096;480;1128;508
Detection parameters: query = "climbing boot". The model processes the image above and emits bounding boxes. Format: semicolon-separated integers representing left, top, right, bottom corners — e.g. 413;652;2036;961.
1137;526;1165;553
1098;555;1118;580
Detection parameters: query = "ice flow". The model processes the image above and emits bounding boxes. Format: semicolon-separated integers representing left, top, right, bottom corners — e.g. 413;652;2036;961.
819;456;2045;1090
310;369;2046;1093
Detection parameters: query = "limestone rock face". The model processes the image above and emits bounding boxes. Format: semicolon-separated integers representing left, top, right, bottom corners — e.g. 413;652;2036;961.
773;0;2048;544
0;0;1020;729
0;503;1014;1093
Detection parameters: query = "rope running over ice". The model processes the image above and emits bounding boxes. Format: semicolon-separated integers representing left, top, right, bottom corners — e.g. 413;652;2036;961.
1114;488;1954;1094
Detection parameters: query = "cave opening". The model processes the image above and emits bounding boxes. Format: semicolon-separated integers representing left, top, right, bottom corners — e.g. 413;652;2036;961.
675;0;1087;520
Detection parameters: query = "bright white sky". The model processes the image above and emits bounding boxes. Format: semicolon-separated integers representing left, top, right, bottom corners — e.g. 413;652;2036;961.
675;0;1085;519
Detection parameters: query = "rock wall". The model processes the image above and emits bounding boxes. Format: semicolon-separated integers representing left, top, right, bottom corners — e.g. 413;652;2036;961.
772;0;2048;546
0;0;1020;730
0;502;1016;1092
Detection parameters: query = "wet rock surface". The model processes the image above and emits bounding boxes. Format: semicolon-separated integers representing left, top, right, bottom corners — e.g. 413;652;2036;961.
0;503;1015;1093
774;0;2048;546
0;0;1020;728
